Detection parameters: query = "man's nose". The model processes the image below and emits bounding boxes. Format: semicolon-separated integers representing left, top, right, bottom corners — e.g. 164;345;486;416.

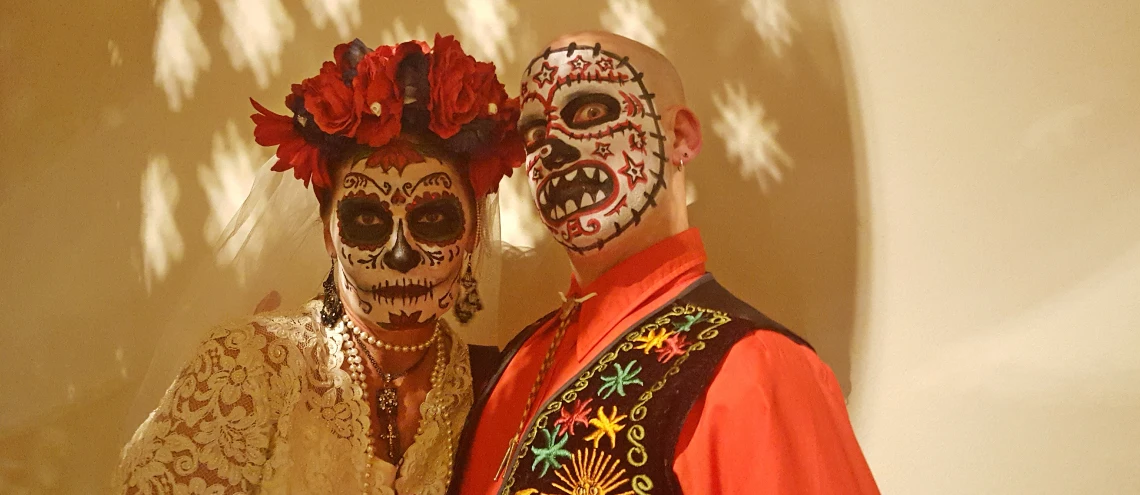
539;138;581;171
383;222;421;273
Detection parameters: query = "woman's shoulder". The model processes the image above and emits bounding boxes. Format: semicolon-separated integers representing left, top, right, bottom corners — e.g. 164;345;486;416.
198;300;327;356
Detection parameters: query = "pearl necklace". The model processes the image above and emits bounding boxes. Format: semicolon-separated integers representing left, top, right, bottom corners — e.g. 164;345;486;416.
344;314;440;353
333;318;454;494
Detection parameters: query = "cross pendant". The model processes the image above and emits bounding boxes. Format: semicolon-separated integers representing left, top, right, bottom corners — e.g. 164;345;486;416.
376;386;399;417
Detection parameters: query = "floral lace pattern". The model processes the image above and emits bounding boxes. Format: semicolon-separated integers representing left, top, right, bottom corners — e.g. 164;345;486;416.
113;301;474;495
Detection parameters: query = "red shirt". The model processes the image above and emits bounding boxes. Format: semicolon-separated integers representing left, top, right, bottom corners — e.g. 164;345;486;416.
458;228;879;494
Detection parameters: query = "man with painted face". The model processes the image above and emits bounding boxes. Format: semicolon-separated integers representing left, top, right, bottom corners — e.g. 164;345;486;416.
451;32;878;494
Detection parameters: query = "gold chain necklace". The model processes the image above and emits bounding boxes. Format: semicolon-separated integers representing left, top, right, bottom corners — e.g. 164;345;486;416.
494;292;596;481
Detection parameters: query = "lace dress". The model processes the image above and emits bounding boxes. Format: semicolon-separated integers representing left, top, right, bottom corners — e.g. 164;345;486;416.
112;300;474;494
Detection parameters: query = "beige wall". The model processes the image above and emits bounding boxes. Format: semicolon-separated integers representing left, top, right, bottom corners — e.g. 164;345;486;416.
0;0;1136;493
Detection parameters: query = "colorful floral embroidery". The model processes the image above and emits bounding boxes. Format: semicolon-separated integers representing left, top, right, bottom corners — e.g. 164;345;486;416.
673;311;706;333
554;398;594;436
531;427;573;476
597;361;644;399
654;333;691;364
632;327;673;354
553;448;633;495
583;406;628;449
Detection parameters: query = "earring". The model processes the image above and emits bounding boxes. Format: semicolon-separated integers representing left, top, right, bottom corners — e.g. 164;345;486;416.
453;252;483;324
320;259;344;327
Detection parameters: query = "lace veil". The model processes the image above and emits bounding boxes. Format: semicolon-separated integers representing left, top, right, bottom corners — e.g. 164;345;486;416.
122;156;503;434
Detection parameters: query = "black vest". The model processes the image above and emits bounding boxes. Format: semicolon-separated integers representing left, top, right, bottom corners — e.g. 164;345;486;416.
450;275;812;495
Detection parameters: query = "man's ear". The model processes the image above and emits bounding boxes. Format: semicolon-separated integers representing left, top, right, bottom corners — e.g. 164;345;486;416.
669;106;703;165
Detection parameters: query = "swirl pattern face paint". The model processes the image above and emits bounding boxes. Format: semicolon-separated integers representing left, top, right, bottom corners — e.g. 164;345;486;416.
519;43;668;253
330;151;475;328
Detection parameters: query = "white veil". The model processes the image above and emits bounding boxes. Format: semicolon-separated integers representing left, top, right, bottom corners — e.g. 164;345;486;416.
123;156;502;433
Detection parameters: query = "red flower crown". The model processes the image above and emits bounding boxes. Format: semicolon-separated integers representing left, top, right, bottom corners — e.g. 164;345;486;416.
249;34;524;198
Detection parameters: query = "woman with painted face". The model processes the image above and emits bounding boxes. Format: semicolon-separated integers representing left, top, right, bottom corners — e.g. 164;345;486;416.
113;35;523;494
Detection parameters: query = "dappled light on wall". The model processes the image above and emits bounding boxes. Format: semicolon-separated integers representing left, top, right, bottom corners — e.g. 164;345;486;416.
140;155;185;292
153;0;211;112
301;0;362;39
218;0;295;88
600;0;666;52
712;82;790;193
498;174;547;250
445;0;519;68
197;120;262;255
379;18;428;47
741;0;795;56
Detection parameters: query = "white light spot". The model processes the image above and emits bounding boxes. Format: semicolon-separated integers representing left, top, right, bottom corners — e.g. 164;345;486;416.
378;17;428;47
108;40;123;67
217;0;295;88
141;155;184;292
685;179;698;206
712;82;791;193
445;0;519;68
153;0;211;112
197;121;264;278
601;0;666;52
301;0;361;39
498;173;546;250
742;0;796;56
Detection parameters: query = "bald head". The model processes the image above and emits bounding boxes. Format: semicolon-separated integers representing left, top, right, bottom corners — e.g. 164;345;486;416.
543;31;687;112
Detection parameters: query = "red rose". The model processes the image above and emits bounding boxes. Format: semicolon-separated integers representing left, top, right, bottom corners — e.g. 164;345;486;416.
302;62;359;135
249;98;328;189
353;41;425;147
468;128;525;197
428;34;505;138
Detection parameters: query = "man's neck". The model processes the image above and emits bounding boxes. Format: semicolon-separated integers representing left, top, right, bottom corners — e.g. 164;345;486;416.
568;221;688;287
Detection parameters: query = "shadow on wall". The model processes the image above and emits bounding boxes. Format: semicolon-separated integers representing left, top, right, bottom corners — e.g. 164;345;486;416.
497;0;864;393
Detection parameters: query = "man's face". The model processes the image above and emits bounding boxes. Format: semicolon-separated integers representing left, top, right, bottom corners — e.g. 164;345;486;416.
519;43;667;253
328;153;475;328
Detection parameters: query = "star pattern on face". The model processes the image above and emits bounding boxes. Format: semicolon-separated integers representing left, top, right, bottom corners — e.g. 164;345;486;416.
533;61;559;87
628;131;648;153
583;406;628;449
592;141;613;159
618;151;647;189
597;360;644;399
633;328;674;354
674;311;707;333
553;398;594;436
530;426;572;476
596;56;615;72
655;333;691;363
567;55;592;72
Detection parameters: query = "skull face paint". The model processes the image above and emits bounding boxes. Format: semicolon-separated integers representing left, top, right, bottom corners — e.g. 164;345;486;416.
519;43;667;253
329;152;475;328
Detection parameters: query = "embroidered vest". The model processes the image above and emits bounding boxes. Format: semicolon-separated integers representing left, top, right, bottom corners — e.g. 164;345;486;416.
450;275;812;495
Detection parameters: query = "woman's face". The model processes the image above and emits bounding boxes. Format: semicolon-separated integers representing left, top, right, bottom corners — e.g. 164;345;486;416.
325;149;476;329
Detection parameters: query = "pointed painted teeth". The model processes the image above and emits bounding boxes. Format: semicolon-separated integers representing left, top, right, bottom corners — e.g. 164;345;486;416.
580;192;594;207
539;190;547;205
564;200;578;214
566;170;578;181
600;173;609;183
594;191;606;202
552;177;561;187
555;205;566;219
585;168;596;179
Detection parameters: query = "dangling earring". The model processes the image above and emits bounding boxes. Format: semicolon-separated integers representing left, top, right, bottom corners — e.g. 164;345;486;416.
320;259;344;326
453;252;483;324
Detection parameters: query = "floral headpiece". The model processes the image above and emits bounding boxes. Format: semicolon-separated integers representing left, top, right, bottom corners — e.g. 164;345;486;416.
249;34;523;198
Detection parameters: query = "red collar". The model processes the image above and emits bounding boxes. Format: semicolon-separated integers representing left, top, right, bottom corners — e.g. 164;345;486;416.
566;228;708;361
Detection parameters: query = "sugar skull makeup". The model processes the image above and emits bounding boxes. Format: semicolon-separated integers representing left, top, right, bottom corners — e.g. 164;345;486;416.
519;43;667;253
329;149;475;328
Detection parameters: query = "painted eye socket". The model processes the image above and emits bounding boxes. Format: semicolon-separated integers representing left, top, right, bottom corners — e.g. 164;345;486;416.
561;93;621;130
572;102;609;126
407;196;466;244
523;124;548;150
338;197;394;246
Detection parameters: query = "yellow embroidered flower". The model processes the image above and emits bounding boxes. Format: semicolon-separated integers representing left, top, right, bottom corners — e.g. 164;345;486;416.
632;328;673;354
583;406;628;449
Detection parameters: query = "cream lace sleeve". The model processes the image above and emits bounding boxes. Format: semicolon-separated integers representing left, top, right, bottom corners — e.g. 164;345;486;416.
112;319;304;494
